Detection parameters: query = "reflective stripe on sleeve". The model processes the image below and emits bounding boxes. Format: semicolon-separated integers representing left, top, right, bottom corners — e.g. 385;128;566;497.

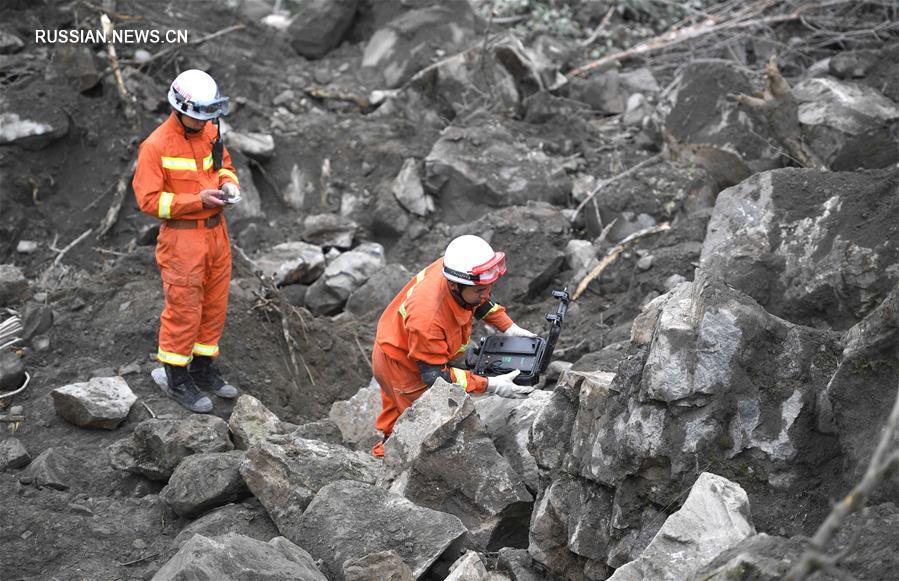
218;168;238;184
486;303;501;316
158;191;174;219
161;157;197;171
192;343;219;356
398;269;427;323
202;154;213;171
157;348;192;366
450;367;468;389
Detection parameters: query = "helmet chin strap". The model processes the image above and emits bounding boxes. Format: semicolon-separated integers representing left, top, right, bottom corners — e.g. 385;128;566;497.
176;112;203;137
448;281;478;309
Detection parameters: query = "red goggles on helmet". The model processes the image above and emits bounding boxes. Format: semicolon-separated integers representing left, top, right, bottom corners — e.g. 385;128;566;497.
470;252;506;284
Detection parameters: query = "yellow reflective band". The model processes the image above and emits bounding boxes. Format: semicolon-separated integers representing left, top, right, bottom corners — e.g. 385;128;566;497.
416;270;425;282
399;302;407;320
218;168;238;184
202;154;213;171
487;303;501;316
158;191;174;219
451;367;468;389
455;343;470;355
157;348;191;366
192;343;219;356
161;156;197;171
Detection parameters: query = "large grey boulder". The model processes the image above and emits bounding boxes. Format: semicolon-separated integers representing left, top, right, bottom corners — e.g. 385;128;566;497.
701;167;899;329
301;214;358;249
387;40;520;124
21;447;72;490
608;472;755;581
228;394;286;450
392;158;434;217
664;61;781;186
0;264;29;305
224;129;275;161
385;379;532;549
291;479;468;580
361;2;484;88
152;533;327;581
694;533;806;581
474;390;552;493
794;76;899;169
240;434;379;536
473;204;571;301
343;550;415;581
305;242;386;315
423;114;571;224
229;159;265;221
0;437;30;470
251;241;325;287
0;29;24;54
0;350;25;392
0;104;69;150
328;378;382;450
527;275;841;578
161;451;250;517
528;474;615;581
109;416;234;481
50;376;137;430
445;551;493;581
697;502;899;581
345;263;411;318
172;499;279;548
287;0;359;59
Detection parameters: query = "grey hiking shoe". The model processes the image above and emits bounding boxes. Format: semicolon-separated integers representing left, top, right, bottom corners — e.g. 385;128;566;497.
189;355;239;398
158;364;213;413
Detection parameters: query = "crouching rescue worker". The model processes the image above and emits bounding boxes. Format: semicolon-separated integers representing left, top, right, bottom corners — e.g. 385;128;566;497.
371;234;537;457
132;69;240;413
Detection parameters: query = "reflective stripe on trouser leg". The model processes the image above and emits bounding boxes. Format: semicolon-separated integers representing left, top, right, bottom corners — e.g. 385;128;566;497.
194;223;231;356
158;348;191;366
192;343;219;357
157;226;205;365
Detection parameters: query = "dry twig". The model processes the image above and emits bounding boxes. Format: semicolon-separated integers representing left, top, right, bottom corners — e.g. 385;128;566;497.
133;24;245;68
573;223;671;300
97;158;138;239
100;13;137;123
569;0;839;77
53;229;93;267
571;154;664;223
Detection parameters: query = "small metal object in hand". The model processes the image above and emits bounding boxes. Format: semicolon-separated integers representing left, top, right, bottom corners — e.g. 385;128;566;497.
220;185;242;205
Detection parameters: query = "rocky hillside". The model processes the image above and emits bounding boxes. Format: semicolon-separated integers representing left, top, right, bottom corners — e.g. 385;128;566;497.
2;0;899;579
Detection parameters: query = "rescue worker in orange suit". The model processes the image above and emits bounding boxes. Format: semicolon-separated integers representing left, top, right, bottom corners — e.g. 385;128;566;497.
132;69;240;413
371;234;537;457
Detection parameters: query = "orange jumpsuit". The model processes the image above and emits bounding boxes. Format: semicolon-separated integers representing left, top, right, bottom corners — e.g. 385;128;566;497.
132;112;239;367
372;257;514;442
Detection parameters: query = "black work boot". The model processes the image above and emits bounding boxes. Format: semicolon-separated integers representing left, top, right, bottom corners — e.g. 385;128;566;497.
189;355;238;398
162;364;213;413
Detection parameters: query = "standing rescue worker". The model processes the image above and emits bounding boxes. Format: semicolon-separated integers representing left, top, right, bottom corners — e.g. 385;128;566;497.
132;69;240;413
371;235;537;457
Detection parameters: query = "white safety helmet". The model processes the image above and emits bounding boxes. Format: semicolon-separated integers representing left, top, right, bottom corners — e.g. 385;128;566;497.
443;235;506;286
167;69;230;121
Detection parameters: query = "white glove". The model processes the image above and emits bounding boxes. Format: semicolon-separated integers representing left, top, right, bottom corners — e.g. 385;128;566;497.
486;370;534;398
221;182;242;205
504;323;537;338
